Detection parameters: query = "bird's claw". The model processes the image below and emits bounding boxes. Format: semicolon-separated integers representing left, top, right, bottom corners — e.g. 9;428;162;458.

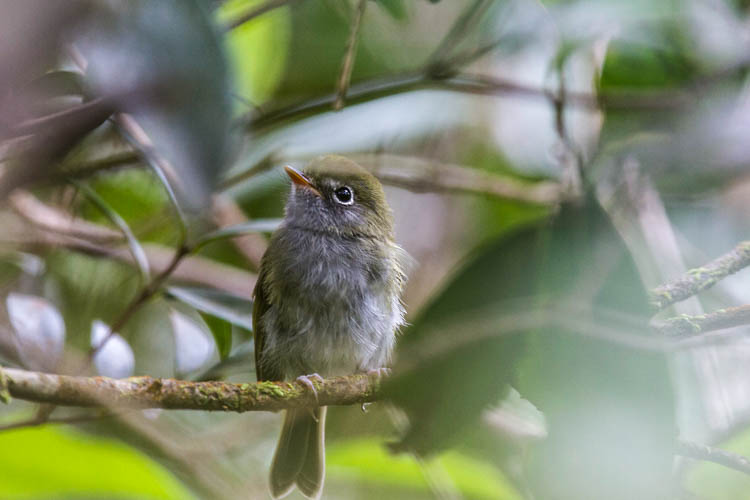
296;373;324;404
366;367;391;379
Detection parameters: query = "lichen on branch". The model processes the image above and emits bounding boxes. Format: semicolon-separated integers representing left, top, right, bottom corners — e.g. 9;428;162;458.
649;241;750;310
3;368;382;412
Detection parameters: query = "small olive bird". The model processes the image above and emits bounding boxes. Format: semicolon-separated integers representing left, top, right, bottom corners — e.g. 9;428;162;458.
252;155;407;499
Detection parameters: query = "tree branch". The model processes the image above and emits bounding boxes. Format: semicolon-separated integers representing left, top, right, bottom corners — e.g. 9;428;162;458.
676;439;750;476
654;305;750;337
333;0;367;110
349;153;560;205
246;71;693;133
3;368;381;411
650;241;750;310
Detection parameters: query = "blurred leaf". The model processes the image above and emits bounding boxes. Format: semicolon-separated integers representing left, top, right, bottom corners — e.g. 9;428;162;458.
6;293;65;372
78;0;233;213
600;39;696;90
75;180;151;282
516;199;676;500
385;219;538;454
0;1;85;121
200;313;232;360
25;70;84;98
0;423;193;499
86;169;175;244
217;0;292;105
483;387;547;442
91;319;135;379
376;0;408;20
166;286;254;331
386;197;676;499
328;438;522;500
168;310;216;375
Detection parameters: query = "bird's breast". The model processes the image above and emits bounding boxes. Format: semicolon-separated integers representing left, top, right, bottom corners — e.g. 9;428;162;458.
262;228;403;378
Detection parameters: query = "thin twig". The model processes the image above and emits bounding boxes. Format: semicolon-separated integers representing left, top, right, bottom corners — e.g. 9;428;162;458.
87;244;190;363
426;0;492;72
2;209;256;296
9;189;122;243
58;151;142;180
333;0;367;110
552;71;584;199
246;70;693;133
0;412;115;432
115;115;188;244
650;241;750;310
654;305;750;337
8;97;110;138
211;195;269;268
3;368;382;411
349;153;560;204
676;439;750;476
71;180;151;283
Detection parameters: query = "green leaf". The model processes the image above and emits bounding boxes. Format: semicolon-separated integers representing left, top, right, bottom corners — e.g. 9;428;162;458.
217;0;292;106
376;0;408;20
166;286;254;331
0;423;193;499
328;438;522;500
200;313;232;360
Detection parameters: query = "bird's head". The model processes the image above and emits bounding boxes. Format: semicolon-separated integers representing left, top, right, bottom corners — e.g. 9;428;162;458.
283;155;393;239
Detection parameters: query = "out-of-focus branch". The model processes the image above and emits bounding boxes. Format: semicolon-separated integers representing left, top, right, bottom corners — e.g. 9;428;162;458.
0;412;114;432
246;71;694;133
9;189;121;243
552;72;584;200
650;241;750;310
4;192;256;296
3;368;381;412
676;439;750;476
349;153;560;205
89;244;189;362
0;98;115;199
211;195;267;269
333;0;367;110
427;0;492;70
603;157;703;316
654;305;750;337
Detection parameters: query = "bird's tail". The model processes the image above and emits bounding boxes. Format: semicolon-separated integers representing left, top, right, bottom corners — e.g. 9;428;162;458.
269;407;326;499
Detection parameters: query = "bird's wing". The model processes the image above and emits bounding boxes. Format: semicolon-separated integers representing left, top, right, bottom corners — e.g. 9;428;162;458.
252;265;274;381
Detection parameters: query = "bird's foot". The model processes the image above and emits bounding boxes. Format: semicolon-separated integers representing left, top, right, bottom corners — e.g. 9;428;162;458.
296;373;324;404
366;367;391;379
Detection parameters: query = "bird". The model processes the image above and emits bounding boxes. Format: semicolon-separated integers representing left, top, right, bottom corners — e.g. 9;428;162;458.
252;155;407;499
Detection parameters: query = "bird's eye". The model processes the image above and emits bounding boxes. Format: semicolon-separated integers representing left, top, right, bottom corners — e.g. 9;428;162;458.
333;186;354;205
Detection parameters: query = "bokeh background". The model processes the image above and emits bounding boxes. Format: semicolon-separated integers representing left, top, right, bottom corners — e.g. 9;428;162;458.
2;0;750;498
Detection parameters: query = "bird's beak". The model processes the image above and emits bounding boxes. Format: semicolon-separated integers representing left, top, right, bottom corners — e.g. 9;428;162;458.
284;165;321;197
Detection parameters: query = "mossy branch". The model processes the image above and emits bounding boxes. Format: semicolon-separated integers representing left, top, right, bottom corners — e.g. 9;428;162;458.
2;368;382;412
654;304;750;337
649;241;750;310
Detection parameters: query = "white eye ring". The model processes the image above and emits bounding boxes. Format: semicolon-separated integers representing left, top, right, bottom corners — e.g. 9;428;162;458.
333;186;354;205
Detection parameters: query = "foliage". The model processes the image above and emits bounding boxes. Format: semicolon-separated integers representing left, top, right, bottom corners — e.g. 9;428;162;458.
2;0;750;499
